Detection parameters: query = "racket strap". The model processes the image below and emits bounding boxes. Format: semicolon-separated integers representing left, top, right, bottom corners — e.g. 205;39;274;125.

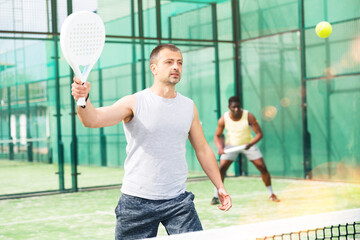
80;94;89;109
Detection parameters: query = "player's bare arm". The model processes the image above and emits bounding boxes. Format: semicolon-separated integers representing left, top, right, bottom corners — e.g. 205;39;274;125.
214;116;225;155
72;77;135;128
189;104;232;212
246;112;263;149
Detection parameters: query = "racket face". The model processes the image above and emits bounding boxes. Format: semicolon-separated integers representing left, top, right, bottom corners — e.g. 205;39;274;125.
60;11;105;67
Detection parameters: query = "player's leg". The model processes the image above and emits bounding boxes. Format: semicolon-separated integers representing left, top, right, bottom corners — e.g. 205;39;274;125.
211;159;233;205
211;146;238;205
115;194;160;239
161;192;203;235
251;157;271;186
243;145;280;202
219;159;234;182
250;158;280;202
211;159;233;204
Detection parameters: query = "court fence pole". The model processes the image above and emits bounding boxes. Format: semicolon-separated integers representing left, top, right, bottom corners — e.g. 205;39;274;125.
298;0;312;179
7;87;14;160
156;0;162;44
323;0;332;179
211;3;221;120
232;0;244;176
51;0;65;190
138;0;146;90
131;0;138;94
25;83;33;162
98;66;107;167
66;0;79;192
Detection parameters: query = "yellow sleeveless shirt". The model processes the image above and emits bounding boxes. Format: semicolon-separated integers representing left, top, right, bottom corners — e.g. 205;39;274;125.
224;110;253;145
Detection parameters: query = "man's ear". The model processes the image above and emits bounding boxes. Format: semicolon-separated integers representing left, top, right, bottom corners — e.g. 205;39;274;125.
150;64;156;75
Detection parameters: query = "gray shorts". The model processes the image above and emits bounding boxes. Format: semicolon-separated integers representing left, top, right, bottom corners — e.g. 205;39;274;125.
115;191;202;239
220;144;263;161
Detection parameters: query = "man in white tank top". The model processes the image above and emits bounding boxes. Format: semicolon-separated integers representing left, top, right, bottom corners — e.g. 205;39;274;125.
211;96;279;205
71;44;232;239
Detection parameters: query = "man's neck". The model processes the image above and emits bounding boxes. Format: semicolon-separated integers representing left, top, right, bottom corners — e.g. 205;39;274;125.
150;82;176;99
229;110;243;120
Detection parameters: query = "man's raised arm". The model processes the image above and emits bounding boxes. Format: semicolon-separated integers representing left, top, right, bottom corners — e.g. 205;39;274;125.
71;77;135;128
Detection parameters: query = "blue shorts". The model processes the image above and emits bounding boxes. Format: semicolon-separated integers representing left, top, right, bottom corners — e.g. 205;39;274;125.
114;191;203;239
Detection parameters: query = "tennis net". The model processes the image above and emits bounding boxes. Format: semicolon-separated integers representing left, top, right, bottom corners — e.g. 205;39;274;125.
154;208;360;240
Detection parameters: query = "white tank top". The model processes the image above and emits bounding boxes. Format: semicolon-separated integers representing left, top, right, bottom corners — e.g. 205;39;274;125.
121;88;194;200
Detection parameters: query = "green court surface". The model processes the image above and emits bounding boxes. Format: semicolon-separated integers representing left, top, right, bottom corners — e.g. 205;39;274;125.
0;177;359;240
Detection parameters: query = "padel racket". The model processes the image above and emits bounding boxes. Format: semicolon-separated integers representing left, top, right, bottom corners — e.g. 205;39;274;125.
60;11;105;108
224;145;246;154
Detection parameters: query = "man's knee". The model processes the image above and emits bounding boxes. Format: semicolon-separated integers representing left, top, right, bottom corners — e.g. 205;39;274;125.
219;160;232;170
219;165;228;174
258;165;269;175
253;161;268;174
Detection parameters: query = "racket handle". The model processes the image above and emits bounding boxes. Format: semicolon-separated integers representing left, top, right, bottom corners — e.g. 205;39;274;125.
77;97;86;107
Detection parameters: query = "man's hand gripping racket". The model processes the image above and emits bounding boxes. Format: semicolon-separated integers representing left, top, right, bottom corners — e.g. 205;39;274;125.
60;11;105;108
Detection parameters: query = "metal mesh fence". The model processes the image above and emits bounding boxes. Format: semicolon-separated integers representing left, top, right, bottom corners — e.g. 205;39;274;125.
0;0;359;195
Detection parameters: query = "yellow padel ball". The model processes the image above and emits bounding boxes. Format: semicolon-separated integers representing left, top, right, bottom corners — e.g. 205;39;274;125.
315;21;332;38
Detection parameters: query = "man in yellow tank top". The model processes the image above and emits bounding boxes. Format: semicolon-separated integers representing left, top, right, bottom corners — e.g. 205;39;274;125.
211;96;280;204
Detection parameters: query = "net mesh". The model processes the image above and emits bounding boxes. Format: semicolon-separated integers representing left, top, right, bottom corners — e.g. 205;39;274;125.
155;209;360;240
262;222;360;240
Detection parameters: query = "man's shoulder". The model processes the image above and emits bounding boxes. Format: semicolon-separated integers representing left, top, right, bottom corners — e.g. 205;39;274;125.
218;115;225;124
121;93;137;101
243;109;253;114
135;88;149;96
244;110;254;117
223;111;230;118
115;94;136;109
220;112;229;124
177;92;194;105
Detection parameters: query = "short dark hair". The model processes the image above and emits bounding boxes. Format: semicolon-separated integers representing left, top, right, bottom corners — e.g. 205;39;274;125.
228;96;241;106
149;44;182;65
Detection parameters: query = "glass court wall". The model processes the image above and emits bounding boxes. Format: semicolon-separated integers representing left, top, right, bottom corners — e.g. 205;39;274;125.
0;0;359;197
